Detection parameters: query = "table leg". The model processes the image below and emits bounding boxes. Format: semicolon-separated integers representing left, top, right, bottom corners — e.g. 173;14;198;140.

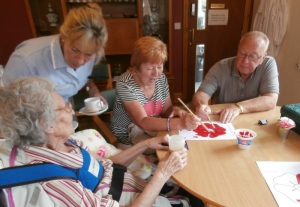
205;203;217;207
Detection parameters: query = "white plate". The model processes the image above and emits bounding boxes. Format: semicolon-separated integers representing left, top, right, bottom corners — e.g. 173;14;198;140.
79;105;108;116
72;121;78;130
0;138;5;145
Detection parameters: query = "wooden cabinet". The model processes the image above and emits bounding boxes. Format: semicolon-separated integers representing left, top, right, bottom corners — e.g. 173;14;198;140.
105;18;139;55
24;0;174;101
64;0;141;55
25;0;67;37
139;0;172;74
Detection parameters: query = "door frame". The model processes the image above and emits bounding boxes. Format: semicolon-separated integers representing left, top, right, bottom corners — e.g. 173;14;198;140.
182;0;254;102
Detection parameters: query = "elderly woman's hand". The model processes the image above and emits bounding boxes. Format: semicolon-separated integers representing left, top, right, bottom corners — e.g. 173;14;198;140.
145;136;169;150
157;148;187;178
181;113;201;130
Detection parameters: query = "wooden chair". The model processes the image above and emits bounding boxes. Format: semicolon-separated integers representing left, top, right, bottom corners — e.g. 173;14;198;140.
90;63;113;90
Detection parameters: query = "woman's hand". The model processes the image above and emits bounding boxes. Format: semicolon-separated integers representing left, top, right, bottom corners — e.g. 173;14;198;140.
169;106;188;118
145;136;169;150
180;113;202;130
157;148;187;178
94;93;108;105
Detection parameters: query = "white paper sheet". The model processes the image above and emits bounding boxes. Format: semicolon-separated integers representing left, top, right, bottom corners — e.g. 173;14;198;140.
256;161;300;207
179;122;236;140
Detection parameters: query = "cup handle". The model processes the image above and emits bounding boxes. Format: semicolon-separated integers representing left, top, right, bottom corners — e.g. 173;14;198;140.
97;101;102;109
166;134;171;142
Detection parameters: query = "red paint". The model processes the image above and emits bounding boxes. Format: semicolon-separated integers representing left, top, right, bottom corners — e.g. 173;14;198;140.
193;123;226;138
296;174;300;184
238;131;254;138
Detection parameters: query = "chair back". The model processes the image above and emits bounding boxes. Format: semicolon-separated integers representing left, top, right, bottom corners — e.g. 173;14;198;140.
100;89;116;112
73;89;116;112
90;64;113;89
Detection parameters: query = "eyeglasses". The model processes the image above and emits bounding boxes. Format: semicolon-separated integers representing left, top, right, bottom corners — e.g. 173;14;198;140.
237;51;264;62
55;102;73;113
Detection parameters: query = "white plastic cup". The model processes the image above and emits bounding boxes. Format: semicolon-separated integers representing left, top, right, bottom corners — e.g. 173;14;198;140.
168;135;185;151
235;128;257;150
84;97;103;112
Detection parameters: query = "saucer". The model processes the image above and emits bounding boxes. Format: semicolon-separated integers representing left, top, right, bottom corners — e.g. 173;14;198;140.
79;105;108;116
0;138;5;145
72;121;78;130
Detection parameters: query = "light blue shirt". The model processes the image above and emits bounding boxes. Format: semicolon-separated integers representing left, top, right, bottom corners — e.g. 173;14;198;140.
3;35;95;101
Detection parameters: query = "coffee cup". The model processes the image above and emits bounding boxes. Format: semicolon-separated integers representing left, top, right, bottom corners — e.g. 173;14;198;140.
84;97;103;112
167;134;185;151
235;128;257;149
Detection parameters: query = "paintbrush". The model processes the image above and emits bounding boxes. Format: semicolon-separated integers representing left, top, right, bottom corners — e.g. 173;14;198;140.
177;98;213;132
199;102;216;130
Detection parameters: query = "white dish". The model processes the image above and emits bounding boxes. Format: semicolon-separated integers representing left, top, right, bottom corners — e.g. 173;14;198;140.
0;138;5;146
79;105;108;116
72;121;78;130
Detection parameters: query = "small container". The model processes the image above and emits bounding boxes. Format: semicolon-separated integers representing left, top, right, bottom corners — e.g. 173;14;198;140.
167;135;185;151
235;128;257;149
279;127;290;139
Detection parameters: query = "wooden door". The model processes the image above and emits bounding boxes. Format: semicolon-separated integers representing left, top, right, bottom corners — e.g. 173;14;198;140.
183;0;253;102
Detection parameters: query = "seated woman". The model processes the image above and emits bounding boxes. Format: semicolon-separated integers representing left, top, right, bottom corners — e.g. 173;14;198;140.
71;129;153;179
111;36;201;149
0;76;189;207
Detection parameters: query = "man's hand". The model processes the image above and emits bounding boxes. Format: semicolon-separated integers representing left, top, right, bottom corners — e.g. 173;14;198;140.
213;104;241;123
195;104;212;121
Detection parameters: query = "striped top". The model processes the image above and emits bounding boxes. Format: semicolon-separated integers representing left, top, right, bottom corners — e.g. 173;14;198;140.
111;71;170;145
17;141;149;206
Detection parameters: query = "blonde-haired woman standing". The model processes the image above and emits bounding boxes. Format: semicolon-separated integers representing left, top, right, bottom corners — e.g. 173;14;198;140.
3;3;108;104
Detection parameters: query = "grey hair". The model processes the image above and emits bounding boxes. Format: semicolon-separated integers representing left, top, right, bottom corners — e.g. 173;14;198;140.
239;31;270;54
0;76;56;149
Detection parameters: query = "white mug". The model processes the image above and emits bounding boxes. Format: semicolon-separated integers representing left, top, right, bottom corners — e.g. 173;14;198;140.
84;97;103;112
167;135;185;151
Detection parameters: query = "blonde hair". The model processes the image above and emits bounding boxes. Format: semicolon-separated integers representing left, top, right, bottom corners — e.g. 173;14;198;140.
130;36;168;70
60;3;108;63
239;31;270;54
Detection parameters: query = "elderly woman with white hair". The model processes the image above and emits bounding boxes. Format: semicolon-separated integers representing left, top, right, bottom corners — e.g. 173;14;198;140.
0;76;188;207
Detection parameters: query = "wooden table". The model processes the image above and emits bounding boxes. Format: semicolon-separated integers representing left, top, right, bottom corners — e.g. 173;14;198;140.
157;104;300;207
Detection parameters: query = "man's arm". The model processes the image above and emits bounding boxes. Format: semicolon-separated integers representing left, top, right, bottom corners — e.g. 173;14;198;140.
192;90;212;120
214;93;278;123
236;92;278;113
192;91;211;109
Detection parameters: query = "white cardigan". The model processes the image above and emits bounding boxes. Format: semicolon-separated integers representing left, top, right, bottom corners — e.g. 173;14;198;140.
253;0;289;57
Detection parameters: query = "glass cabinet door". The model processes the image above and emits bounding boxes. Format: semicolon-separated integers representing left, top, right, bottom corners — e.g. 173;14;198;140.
140;0;171;73
25;0;67;37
